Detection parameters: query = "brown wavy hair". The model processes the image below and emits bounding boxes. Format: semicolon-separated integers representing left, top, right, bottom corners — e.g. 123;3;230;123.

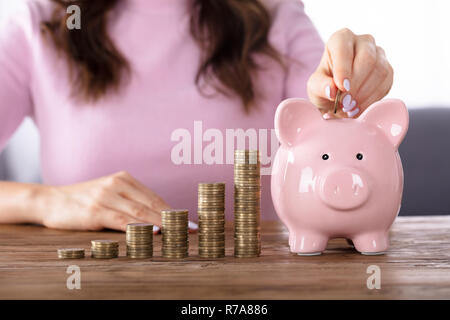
42;0;282;111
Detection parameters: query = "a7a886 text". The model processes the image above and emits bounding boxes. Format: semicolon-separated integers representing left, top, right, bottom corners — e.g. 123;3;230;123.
180;304;269;318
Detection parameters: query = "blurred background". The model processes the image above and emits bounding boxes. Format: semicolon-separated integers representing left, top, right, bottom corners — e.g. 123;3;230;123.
1;0;449;215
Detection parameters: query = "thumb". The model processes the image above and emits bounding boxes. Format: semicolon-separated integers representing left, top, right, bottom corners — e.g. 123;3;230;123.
307;70;339;112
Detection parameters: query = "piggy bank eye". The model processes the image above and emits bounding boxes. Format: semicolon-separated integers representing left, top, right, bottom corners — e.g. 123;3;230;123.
356;153;363;160
322;154;329;160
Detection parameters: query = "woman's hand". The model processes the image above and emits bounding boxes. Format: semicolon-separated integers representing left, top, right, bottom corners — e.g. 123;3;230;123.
307;28;393;118
40;171;171;232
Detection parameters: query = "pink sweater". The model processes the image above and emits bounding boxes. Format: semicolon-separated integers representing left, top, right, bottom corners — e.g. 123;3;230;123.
0;0;323;220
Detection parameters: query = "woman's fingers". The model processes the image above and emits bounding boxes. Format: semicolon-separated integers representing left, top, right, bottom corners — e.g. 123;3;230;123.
105;193;162;226
97;209;141;232
340;92;358;116
354;46;393;109
308;28;356;115
340;34;378;117
357;74;393;113
308;70;337;101
350;34;378;98
115;171;170;213
307;71;337;111
326;28;355;92
307;28;394;119
103;172;198;232
95;172;201;233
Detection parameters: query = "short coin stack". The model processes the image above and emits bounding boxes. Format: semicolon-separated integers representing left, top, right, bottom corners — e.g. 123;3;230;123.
126;223;153;259
198;183;226;258
57;248;85;259
234;150;261;257
91;240;119;259
162;209;189;259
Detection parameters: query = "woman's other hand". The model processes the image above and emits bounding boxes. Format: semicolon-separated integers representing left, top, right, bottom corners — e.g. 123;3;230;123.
307;28;393;118
40;171;173;232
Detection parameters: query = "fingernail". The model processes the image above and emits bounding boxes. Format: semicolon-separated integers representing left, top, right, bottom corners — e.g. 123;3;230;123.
342;94;352;110
325;85;331;99
153;225;160;233
344;99;357;112
347;107;360;118
188;221;198;230
323;113;331;119
343;79;351;91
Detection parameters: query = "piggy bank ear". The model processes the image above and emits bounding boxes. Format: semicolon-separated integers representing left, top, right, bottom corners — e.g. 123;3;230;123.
358;99;409;149
275;98;323;146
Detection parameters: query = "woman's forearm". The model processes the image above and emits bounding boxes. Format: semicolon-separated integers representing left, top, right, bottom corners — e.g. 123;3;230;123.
0;181;48;225
0;172;181;232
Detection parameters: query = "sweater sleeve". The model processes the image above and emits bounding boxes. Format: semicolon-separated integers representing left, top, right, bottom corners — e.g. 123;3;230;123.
0;3;34;152
269;0;324;99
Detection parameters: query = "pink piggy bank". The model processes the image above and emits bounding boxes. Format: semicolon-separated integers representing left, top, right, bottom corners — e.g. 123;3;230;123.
271;98;408;255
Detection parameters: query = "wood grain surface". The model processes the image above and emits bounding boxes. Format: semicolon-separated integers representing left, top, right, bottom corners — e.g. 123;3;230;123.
0;216;449;299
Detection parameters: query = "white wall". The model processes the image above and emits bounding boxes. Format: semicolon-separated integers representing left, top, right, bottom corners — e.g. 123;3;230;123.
0;0;23;19
303;0;450;108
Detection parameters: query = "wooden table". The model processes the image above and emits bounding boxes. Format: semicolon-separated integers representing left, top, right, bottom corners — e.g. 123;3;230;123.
0;216;449;299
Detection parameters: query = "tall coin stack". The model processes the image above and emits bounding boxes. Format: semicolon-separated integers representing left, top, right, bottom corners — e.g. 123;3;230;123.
161;209;189;259
234;150;261;258
126;223;153;259
91;240;119;259
198;183;226;258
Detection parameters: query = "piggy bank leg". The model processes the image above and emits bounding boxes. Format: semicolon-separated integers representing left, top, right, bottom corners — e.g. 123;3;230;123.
352;231;389;255
289;231;328;256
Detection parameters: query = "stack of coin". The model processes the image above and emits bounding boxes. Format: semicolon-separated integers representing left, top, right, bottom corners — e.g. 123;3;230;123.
234;150;261;257
57;248;85;259
91;240;119;259
161;209;189;259
198;183;225;258
126;223;153;259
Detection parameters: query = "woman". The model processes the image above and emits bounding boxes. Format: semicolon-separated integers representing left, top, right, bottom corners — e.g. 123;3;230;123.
0;0;393;231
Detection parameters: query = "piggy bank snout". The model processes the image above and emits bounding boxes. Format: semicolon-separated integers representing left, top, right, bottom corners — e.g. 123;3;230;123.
319;168;370;210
